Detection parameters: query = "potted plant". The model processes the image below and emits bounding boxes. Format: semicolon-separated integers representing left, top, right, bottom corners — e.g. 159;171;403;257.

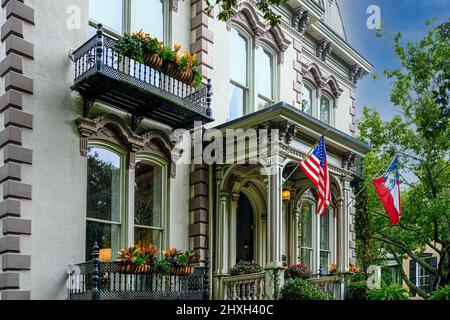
162;248;198;276
115;30;163;70
116;244;158;274
229;260;264;276
284;264;312;280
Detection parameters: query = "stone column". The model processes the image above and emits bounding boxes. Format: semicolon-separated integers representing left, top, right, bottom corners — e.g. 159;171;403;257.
265;162;284;299
336;197;346;272
218;192;229;275
228;193;239;270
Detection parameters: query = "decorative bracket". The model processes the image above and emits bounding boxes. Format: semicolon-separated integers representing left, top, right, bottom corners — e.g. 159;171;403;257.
349;64;363;84
317;39;333;62
292;8;311;34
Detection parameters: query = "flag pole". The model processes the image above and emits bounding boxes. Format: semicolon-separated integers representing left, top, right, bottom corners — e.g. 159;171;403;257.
346;155;397;208
281;129;329;187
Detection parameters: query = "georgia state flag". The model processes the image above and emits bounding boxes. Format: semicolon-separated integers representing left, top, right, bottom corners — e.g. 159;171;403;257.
372;156;402;225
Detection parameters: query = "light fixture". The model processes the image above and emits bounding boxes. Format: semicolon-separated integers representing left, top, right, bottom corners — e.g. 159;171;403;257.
99;248;112;261
282;189;291;202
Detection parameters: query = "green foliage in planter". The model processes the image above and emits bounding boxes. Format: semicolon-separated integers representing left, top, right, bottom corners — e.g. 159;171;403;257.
369;284;409;300
155;259;171;276
229;260;263;276
115;32;145;63
160;46;175;63
280;279;334;300
345;281;369;300
431;285;450;300
284;264;312;280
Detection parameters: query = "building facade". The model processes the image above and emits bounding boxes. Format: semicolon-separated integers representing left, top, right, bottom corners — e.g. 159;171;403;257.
0;0;371;300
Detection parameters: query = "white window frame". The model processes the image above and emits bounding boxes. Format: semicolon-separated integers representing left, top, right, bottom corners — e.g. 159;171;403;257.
133;154;169;250
298;199;336;274
301;80;315;116
89;0;170;42
255;44;277;111
319;92;334;126
85;141;129;259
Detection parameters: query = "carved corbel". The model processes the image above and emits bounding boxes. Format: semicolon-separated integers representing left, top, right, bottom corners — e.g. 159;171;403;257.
349;64;363;84
279;121;300;145
342;152;356;170
317;39;333;62
292;8;311;34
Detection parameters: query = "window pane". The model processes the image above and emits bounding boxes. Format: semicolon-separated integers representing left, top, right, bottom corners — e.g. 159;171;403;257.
229;84;245;120
256;47;273;99
89;0;123;33
135;161;162;228
86;221;120;261
131;0;164;40
320;95;331;124
302;84;313;115
320;251;330;272
87;147;121;223
135;228;161;248
300;203;313;248
301;248;312;270
320;212;330;250
230;29;248;85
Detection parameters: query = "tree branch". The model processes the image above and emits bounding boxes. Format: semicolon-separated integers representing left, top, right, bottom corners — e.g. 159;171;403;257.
389;246;430;299
373;232;437;276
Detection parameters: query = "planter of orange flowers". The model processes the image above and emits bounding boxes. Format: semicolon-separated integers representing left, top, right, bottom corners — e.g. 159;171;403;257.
117;244;159;274
163;248;199;276
115;31;202;87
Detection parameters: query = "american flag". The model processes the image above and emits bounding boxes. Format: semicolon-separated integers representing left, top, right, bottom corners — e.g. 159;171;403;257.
299;137;332;215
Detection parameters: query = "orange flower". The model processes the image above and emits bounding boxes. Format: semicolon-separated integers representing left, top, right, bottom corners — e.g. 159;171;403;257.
174;44;182;52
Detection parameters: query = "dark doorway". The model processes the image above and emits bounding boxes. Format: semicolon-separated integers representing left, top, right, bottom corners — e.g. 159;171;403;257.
236;194;255;262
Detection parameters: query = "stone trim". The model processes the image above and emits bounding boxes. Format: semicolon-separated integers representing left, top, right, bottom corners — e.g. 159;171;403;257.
0;272;20;289
2;217;31;235
2;254;31;271
0;200;20;218
1;16;23;42
0;236;20;254
0;0;33;299
1;290;30;300
190;0;214;79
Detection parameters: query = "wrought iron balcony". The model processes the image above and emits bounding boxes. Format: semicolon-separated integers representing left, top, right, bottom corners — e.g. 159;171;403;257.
68;261;209;300
71;25;213;130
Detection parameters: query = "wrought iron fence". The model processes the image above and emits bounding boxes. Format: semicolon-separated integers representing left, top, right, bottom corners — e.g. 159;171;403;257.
71;24;212;119
68;244;209;300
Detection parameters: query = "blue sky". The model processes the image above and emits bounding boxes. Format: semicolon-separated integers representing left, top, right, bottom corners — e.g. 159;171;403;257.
339;0;450;121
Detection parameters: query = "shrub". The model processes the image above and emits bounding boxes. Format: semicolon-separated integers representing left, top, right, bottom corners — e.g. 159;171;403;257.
229;261;263;276
369;284;409;300
345;281;369;300
431;285;450;300
285;264;312;280
280;279;334;300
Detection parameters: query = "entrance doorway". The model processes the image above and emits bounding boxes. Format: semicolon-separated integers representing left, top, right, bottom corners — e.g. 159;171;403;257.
236;194;254;262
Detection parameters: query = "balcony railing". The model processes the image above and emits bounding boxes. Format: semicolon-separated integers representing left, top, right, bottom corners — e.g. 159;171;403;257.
307;275;342;299
222;273;266;300
71;24;213;130
68;244;209;300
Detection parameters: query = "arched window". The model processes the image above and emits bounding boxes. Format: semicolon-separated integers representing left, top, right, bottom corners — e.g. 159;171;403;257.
298;195;336;274
320;94;333;125
229;28;250;120
255;46;274;110
86;143;126;260
301;82;314;116
134;156;167;248
89;0;167;40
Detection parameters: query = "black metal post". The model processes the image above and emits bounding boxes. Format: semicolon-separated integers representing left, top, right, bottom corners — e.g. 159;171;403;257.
206;78;212;117
203;252;210;300
96;24;104;73
91;242;100;301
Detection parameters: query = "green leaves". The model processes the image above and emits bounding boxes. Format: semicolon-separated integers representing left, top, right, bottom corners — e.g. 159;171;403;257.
357;19;450;291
